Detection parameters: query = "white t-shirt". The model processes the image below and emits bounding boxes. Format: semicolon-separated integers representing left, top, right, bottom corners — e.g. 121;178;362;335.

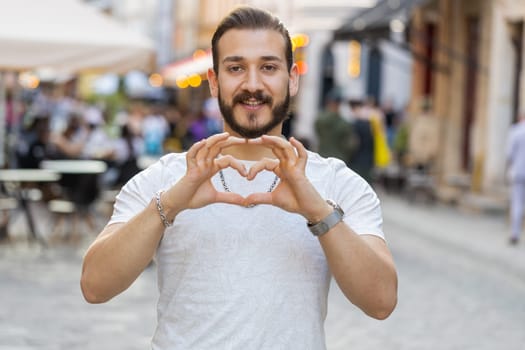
110;151;384;350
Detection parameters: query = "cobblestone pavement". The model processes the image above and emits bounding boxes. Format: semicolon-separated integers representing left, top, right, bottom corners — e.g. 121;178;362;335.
325;193;525;350
1;193;524;349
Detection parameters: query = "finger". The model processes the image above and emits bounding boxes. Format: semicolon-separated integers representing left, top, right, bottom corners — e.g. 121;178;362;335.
215;192;246;206
244;192;273;207
214;155;247;177
207;136;246;160
247;158;280;180
260;135;297;162
290;137;308;169
205;132;230;144
186;140;207;164
196;133;230;161
248;136;288;161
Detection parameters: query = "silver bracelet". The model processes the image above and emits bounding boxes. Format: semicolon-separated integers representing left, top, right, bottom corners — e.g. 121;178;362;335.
155;190;173;228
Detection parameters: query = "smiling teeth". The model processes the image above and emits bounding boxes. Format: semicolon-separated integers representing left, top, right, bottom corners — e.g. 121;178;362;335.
244;100;262;106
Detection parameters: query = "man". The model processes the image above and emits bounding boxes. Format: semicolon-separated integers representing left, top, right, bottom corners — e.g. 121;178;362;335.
81;6;397;349
506;111;525;245
314;88;357;166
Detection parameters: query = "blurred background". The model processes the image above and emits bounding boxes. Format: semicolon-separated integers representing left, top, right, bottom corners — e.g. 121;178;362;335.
1;0;522;207
0;0;524;349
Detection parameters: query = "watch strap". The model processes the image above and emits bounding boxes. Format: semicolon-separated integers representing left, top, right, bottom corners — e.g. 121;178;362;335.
307;200;344;236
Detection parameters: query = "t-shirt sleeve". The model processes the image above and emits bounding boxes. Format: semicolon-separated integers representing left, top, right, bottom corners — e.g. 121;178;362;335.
329;159;385;240
108;160;165;225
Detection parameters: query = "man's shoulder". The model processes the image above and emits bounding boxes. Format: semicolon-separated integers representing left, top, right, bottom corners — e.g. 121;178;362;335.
160;151;187;162
306;150;350;173
140;152;187;176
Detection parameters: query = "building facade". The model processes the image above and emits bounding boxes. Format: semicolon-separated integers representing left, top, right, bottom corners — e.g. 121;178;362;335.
408;0;524;203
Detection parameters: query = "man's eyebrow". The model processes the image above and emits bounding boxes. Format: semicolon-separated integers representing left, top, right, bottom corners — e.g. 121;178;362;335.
222;56;243;64
222;55;283;64
260;55;283;63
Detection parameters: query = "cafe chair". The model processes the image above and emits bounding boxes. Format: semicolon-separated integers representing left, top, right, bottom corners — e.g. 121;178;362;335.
0;197;18;241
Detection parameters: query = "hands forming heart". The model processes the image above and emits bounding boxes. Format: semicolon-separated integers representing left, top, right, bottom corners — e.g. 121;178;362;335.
170;132;328;221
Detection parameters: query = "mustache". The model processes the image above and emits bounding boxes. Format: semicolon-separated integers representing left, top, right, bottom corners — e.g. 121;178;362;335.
232;91;272;105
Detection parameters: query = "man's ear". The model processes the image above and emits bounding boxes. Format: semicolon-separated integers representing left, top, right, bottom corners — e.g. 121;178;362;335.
289;64;299;97
207;68;218;97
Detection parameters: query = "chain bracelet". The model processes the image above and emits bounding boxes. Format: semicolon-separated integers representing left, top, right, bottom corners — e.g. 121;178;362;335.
155;190;173;228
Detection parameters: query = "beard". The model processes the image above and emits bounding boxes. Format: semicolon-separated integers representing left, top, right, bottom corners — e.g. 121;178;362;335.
218;89;290;139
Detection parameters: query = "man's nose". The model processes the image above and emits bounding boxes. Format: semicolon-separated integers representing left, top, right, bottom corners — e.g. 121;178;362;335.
242;68;263;92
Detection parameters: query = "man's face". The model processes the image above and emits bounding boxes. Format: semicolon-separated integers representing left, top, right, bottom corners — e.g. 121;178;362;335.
208;29;299;138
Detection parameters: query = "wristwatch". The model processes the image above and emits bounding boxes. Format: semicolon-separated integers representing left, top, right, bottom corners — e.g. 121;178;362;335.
307;200;344;237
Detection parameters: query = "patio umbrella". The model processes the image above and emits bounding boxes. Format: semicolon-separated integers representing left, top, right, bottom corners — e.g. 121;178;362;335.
0;0;156;166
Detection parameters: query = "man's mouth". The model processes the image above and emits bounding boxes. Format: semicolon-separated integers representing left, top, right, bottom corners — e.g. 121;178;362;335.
241;99;265;108
233;91;272;108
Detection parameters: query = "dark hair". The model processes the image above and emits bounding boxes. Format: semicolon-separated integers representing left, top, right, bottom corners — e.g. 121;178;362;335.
211;6;293;74
349;99;363;109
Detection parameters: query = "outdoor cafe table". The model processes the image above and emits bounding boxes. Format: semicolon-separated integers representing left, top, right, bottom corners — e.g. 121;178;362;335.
40;159;108;209
40;159;108;174
40;160;108;233
0;169;61;243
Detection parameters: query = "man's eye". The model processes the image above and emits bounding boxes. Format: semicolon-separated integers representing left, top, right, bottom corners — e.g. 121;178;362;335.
228;66;243;73
262;65;277;72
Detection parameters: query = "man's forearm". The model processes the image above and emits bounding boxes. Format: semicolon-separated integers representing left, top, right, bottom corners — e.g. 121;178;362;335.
319;224;398;320
80;200;165;303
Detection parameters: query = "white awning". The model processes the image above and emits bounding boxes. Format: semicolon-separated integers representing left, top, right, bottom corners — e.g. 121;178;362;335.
0;0;156;74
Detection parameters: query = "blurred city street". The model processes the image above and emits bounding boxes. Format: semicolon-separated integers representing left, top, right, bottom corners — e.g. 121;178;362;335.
1;191;524;350
1;1;525;349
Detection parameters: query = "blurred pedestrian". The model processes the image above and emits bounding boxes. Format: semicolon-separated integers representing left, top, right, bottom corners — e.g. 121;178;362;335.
363;97;391;171
82;106;115;161
16;113;52;169
49;111;87;159
142;104;170;156
109;123;143;188
348;99;375;184
506;111;525;245
314;89;357;165
187;105;222;144
81;6;397;349
382;98;399;149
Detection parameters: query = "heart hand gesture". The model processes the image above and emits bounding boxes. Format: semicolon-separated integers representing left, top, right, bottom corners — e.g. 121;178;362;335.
175;133;248;210
243;136;329;222
167;133;329;224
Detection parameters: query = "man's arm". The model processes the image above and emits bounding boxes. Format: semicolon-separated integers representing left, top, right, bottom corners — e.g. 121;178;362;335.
319;224;397;319
245;136;398;319
80;203;166;303
81;133;248;303
293;194;397;320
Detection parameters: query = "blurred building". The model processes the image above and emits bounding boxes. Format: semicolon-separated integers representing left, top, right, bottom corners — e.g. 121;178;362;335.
84;0;524;211
324;0;525;208
404;0;524;205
